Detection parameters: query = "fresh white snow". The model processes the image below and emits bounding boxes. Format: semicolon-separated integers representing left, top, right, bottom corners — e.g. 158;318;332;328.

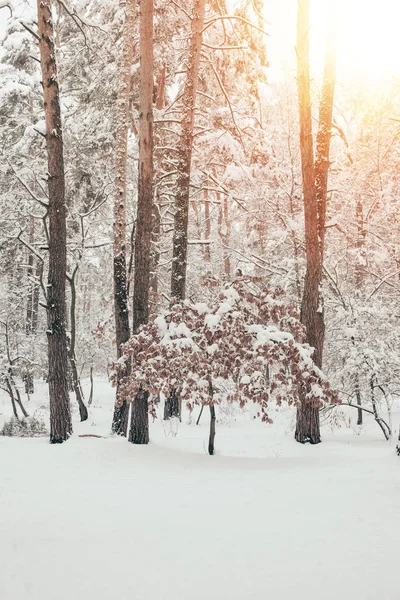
0;380;398;600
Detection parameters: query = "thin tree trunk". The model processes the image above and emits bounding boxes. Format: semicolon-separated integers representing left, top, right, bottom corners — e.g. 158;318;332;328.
6;378;19;420
68;268;88;422
208;405;216;455
354;196;366;425
355;380;363;425
370;376;390;441
149;196;161;306
26;216;35;335
37;0;72;443
203;192;211;263
314;3;338;256
171;0;206;301
14;387;29;418
208;377;216;455
88;364;94;406
25;212;36;395
128;0;154;445
218;194;231;280
111;0;136;436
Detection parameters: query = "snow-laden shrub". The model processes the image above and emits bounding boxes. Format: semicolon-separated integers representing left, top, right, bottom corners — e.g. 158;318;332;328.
112;277;339;421
1;416;48;437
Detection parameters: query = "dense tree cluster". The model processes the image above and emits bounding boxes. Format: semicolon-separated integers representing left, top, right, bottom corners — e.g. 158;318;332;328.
0;0;398;450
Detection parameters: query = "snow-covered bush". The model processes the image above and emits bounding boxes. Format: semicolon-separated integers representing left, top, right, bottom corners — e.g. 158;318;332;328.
1;416;48;438
112;277;339;453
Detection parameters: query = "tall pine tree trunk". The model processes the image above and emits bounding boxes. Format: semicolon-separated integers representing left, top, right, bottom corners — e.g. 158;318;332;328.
128;0;154;445
166;0;206;421
171;0;206;301
295;0;322;444
37;0;72;443
295;0;337;444
111;0;136;436
315;4;338;256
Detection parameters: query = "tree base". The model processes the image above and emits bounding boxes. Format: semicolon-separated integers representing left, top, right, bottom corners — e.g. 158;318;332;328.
295;401;321;444
112;401;129;436
129;392;149;445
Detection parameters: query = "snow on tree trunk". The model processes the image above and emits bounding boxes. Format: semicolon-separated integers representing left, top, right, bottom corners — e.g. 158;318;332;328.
171;0;206;302
112;0;136;436
37;0;72;443
128;0;154;444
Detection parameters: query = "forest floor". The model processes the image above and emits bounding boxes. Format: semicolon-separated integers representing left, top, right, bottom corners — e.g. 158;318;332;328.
0;379;399;600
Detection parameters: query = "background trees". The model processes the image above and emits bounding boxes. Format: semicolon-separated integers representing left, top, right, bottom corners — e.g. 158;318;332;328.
0;0;399;445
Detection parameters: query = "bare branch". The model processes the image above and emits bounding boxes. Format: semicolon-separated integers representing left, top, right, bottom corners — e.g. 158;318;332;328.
201;15;270;37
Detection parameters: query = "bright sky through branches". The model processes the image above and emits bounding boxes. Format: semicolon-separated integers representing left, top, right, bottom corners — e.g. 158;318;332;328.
265;0;400;82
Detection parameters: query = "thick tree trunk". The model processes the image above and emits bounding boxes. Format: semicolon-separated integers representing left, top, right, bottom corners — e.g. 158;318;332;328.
129;391;150;444
128;0;154;444
37;0;72;444
132;0;154;332
295;0;323;444
295;399;320;444
171;0;206;301
111;0;136;436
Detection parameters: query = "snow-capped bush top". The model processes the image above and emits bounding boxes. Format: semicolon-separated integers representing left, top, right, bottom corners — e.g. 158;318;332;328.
111;277;339;422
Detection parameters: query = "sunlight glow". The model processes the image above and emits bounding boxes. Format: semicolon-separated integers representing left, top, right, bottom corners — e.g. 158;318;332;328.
266;0;400;82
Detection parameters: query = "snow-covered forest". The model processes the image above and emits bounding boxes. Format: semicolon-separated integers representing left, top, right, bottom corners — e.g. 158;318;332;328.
0;0;399;598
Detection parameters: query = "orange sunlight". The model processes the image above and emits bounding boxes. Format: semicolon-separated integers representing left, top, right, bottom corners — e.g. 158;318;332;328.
266;0;400;82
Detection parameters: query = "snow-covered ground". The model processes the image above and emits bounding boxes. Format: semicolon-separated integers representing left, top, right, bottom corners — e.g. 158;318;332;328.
0;380;399;600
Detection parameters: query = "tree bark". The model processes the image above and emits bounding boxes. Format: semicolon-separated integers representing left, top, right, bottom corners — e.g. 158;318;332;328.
218;194;231;280
132;0;154;332
128;0;154;444
111;0;136;436
68;269;88;422
208;377;216;455
295;0;323;444
37;0;72;443
171;0;206;301
208;404;216;456
203;192;211;263
129;391;150;444
314;4;338;256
